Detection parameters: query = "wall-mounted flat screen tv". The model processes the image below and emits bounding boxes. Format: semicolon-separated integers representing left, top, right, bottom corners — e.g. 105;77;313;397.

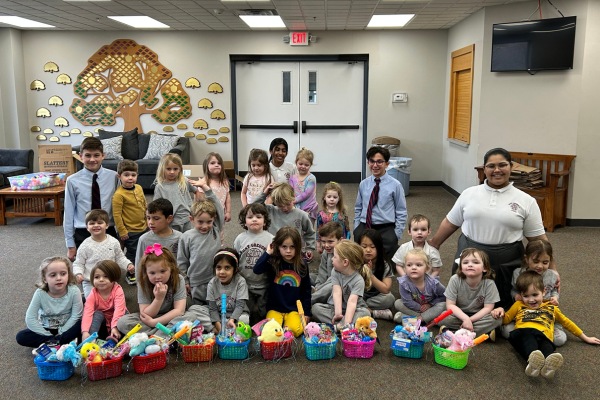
491;16;576;72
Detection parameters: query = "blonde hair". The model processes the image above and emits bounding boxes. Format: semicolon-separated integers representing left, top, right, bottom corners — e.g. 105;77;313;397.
156;153;187;192
138;246;180;299
404;249;431;273
271;182;295;207
190;199;217;219
295;147;314;165
203;152;227;186
38;256;76;291
320;181;346;215
335;240;372;290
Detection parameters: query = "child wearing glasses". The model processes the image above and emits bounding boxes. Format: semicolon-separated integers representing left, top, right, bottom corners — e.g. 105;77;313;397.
353;146;407;259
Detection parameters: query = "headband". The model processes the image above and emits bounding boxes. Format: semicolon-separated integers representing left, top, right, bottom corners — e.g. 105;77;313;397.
144;243;163;257
214;250;238;264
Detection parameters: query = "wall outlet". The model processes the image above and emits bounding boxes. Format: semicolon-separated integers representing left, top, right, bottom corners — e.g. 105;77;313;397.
392;93;408;103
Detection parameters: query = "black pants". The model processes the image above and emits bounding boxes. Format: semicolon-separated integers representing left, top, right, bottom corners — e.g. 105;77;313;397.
508;328;556;360
16;320;82;348
453;234;524;310
354;222;399;260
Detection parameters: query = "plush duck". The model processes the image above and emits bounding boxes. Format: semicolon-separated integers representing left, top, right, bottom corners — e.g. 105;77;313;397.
257;319;284;343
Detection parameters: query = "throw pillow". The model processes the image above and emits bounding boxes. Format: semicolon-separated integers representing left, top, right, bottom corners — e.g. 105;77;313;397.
98;127;139;160
100;136;124;160
143;135;180;160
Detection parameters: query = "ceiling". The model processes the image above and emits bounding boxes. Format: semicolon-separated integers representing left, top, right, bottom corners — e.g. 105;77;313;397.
0;0;532;31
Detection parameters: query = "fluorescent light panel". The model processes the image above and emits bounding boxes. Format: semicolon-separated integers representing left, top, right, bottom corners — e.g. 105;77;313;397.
367;14;415;28
0;16;55;28
239;15;285;28
108;16;169;28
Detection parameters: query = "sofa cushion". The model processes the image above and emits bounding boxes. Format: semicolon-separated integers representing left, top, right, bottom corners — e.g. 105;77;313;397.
136;158;160;176
143;134;179;160
138;134;151;159
100;136;124;160
98;127;138;160
0;166;29;176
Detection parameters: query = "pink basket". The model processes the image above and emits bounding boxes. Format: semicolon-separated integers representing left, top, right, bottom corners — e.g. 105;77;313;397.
342;339;376;359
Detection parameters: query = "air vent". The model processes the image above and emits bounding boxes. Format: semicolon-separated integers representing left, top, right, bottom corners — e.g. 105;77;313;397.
237;9;278;16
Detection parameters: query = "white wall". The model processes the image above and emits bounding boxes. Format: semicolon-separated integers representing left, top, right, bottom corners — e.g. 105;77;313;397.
17;29;447;181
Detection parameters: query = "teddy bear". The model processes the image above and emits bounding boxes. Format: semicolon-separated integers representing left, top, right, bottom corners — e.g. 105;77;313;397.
355;316;377;340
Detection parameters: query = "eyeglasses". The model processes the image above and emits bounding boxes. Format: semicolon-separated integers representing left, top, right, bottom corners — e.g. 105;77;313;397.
368;159;386;165
484;162;510;170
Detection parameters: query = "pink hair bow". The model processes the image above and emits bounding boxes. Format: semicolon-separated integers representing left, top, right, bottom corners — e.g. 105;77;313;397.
144;243;163;256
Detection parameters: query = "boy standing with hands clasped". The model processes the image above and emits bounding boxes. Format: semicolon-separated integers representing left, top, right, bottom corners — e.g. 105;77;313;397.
135;198;182;267
112;159;147;285
64;137;119;261
393;214;443;278
72;210;134;298
354;146;407;259
500;271;600;379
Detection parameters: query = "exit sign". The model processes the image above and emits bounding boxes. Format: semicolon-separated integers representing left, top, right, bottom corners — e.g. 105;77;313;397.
290;31;309;46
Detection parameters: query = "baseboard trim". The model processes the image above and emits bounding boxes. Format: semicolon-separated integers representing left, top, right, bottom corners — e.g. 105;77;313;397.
441;182;460;198
566;219;600;227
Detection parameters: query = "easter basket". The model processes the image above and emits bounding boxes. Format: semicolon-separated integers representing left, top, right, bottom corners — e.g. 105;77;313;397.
216;337;251;360
303;336;337;361
260;337;294;360
432;344;470;370
180;341;215;363
34;356;74;381
86;356;123;381
341;338;376;359
131;350;168;374
391;338;425;359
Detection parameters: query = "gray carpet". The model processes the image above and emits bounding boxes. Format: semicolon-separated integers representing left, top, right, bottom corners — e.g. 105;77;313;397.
1;184;598;399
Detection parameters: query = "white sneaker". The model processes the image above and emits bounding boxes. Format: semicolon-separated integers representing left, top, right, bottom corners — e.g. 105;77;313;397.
525;350;545;377
372;309;393;320
393;312;403;324
541;353;564;379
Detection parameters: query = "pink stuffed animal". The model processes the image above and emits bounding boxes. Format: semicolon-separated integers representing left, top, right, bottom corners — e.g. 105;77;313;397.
304;322;320;340
448;328;475;352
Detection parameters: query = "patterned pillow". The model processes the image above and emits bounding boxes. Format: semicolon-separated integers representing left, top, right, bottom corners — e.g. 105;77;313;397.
100;136;123;160
98;127;138;160
143;134;179;160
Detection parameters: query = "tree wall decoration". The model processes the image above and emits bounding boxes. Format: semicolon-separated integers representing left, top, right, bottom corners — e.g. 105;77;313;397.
70;39;192;131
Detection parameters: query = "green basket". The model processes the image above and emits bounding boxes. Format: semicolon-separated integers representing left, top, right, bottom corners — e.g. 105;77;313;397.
216;338;250;360
392;340;424;359
303;337;337;361
432;344;470;370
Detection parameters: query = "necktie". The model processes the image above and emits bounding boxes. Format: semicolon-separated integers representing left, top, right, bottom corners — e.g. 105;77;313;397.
92;173;101;210
365;177;381;228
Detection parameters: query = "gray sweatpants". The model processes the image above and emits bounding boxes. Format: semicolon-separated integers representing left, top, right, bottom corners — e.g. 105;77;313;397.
394;299;447;324
438;313;502;337
365;292;396;310
116;305;213;335
311;278;333;305
311;303;371;325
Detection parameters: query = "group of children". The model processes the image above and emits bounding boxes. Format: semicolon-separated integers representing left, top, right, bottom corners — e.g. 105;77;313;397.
16;136;600;380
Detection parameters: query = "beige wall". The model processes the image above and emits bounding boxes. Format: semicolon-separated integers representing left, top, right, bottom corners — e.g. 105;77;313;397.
16;29;447;181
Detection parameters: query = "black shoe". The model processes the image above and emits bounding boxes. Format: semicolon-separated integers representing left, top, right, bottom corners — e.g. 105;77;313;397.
126;273;137;285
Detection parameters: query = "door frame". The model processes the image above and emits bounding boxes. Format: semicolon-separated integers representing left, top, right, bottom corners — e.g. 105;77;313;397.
230;54;369;182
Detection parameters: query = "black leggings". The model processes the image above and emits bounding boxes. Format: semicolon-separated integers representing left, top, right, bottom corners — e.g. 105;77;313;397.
508;328;556;360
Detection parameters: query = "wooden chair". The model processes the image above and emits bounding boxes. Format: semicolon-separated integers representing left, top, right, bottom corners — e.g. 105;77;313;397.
475;152;576;232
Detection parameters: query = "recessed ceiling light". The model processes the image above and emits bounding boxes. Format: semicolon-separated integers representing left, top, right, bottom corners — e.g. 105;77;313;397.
239;15;286;28
108;16;169;29
0;16;55;28
367;14;415;28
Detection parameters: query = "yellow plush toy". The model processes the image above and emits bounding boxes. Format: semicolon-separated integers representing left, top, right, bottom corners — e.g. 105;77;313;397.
257;319;284;343
355;316;377;339
80;342;102;363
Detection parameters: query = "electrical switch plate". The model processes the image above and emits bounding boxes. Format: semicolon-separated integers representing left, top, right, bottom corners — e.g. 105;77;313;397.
392;93;407;103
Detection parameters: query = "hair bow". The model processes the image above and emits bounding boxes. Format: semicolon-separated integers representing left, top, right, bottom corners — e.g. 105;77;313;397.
144;243;163;256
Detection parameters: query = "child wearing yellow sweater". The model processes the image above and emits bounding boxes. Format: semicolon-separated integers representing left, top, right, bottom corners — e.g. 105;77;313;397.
112;160;147;285
500;271;600;379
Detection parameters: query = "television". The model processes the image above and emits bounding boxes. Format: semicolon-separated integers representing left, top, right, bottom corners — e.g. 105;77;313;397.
491;16;576;72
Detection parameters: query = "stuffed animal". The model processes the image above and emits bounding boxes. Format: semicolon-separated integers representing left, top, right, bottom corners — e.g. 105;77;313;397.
80;342;102;363
355;316;377;340
54;342;82;367
235;321;252;341
257;319;284;343
304;322;321;340
128;332;158;357
448;328;475;352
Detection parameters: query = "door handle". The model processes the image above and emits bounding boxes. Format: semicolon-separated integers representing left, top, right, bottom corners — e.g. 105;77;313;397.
302;120;306;134
293;121;298;134
240;124;296;130
301;121;359;132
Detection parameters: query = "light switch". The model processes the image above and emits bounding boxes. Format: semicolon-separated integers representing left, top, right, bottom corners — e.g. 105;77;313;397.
392;93;408;103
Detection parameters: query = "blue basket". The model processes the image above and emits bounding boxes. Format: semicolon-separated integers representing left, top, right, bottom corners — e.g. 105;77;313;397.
303;337;337;361
216;338;250;360
391;339;425;359
34;356;74;381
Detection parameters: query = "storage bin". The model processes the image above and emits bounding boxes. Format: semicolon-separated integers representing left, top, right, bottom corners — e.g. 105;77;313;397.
387;156;411;195
341;339;376;359
391;339;425;359
180;342;215;363
432;344;470;370
34;356;74;381
260;337;293;360
86;356;123;381
216;338;250;360
303;337;337;361
371;136;400;157
132;351;167;374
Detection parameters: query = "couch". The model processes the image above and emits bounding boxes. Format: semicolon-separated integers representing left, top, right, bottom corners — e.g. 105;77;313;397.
73;128;190;191
0;148;34;189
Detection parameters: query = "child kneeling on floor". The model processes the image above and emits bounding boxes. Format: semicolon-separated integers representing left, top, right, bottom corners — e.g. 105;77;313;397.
501;270;600;379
